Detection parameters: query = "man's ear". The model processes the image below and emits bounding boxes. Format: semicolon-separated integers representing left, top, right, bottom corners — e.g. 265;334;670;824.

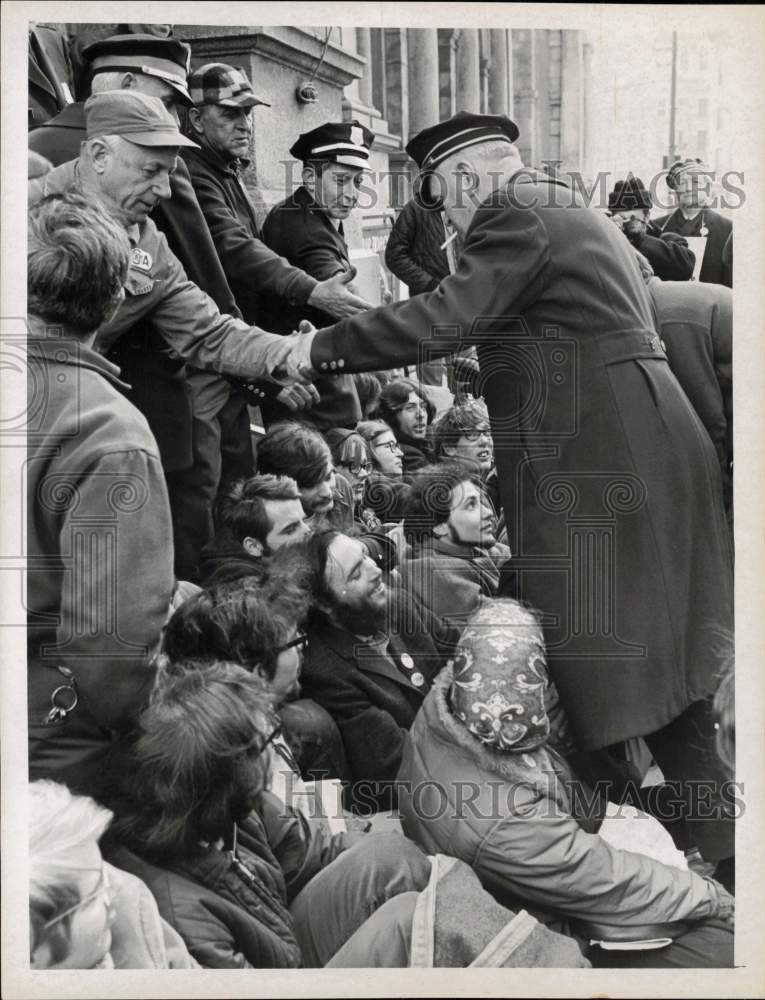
242;536;264;557
187;107;205;137
302;164;317;195
86;136;112;175
118;72;138;90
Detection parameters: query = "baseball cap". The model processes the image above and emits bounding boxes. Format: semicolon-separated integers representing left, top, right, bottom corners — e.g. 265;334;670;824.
82;33;192;104
189;63;270;108
84;90;199;147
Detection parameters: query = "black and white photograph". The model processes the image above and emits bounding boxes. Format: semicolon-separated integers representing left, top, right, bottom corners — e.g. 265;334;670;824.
2;2;764;997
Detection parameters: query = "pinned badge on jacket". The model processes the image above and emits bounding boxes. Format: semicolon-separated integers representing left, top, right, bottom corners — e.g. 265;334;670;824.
411;672;425;688
130;247;153;271
399;653;415;671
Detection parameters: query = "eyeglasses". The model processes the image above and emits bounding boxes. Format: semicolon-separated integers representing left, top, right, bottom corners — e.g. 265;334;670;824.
374;440;403;454
276;633;308;654
340;462;373;476
41;865;111;930
461;427;492;442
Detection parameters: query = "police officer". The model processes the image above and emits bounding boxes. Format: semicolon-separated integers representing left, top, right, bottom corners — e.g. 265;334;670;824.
287;111;734;874
260;119;376;428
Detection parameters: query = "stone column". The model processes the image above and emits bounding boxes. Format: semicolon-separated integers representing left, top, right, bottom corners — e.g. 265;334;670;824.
488;29;510;115
559;30;584;171
406;29;440;139
455;28;480;111
356;27;374;108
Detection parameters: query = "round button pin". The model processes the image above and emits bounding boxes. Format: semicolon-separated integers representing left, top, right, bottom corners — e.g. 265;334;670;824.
400;653;415;670
411;672;425;687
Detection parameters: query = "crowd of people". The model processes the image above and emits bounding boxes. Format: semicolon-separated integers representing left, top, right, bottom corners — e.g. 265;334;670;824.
26;27;736;972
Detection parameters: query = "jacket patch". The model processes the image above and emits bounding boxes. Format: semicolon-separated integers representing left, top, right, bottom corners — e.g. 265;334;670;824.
130;248;153;271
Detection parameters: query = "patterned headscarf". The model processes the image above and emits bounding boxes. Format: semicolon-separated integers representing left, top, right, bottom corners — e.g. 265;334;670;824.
450;599;551;760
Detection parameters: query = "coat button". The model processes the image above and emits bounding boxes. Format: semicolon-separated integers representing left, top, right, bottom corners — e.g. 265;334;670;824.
321;362;328;371
330;361;337;370
338;359;345;368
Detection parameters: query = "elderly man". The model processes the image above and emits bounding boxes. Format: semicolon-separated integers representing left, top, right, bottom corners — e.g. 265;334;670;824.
28;90;301;400
259;120;376;427
287;111;734;873
27;192;173;799
654;157;733;286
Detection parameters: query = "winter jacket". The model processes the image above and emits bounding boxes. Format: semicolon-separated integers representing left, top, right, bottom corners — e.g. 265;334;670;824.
27;323;173;787
398;666;730;931
401;536;512;630
653;207;732;286
301;589;457;808
107;791;358;968
259;184;363;428
384;199;452;295
631;222;695;281
648;278;732;511
398;433;435;476
182;144;316;325
28;160;292;382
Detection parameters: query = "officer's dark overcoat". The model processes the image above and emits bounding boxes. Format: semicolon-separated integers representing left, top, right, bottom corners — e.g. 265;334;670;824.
310;173;734;750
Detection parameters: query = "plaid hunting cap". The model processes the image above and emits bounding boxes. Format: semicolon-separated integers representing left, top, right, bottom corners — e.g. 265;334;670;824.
82;34;192;104
84;90;199;147
189;63;270;108
290;120;374;170
406;110;519;171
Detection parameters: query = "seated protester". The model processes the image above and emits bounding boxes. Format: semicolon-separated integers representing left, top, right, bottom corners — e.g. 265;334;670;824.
353;372;382;418
324;428;381;532
431;399;502;519
104;663;432;968
401;463;512;631
29;780;196;970
27;192;173;800
257;422;355;533
397;600;735;969
378;378;436;475
356;420;410;524
200;474;311;586
607;175;695;281
301;530;457;812
162;572;349;784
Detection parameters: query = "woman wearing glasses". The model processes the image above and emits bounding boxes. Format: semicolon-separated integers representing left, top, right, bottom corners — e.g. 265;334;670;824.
432;399;502;521
356;420;410;526
105;663;431;968
324;428;381;532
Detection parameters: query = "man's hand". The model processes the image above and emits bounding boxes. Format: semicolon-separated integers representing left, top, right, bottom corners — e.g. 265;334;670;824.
272;320;319;383
275;382;320;411
308;267;374;319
